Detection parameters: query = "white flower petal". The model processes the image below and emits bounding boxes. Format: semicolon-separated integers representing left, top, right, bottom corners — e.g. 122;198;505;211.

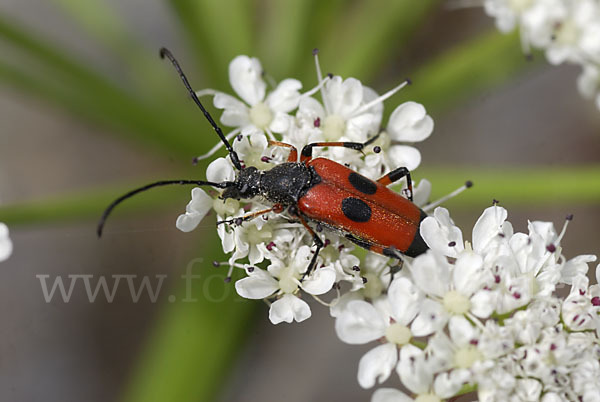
266;78;302;112
346;113;380;141
335;300;386;344
434;369;471;398
269;294;311;324
175;214;202;233
388;277;422;325
453;251;484;295
412;179;432;207
206;157;236;183
213;92;250;127
327;76;363;118
387;101;433;142
268;112;292;133
448;315;477;346
371;388;413;402
410;251;450;297
469;289;495;318
561;254;596;285
228;55;265;106
358;343;398;389
411;298;448;337
175;187;213;232
301;267;336;295
420;207;464;258
234;268;279;299
217;223;236;253
0;223;13;262
515;378;542;401
397;344;432;394
426;331;455;373
387;145;421;171
472;205;509;254
298;96;325;122
330;291;364;318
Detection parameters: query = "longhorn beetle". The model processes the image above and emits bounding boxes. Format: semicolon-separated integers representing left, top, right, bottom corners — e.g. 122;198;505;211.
97;47;429;278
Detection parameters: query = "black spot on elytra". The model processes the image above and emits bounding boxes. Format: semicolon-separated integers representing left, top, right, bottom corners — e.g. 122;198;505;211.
341;197;372;223
348;172;377;195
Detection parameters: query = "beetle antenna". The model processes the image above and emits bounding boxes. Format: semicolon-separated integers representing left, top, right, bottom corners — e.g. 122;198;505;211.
97;179;233;237
159;47;243;171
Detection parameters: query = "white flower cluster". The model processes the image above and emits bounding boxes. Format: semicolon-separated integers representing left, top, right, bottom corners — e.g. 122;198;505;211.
354;206;600;401
483;0;600;110
176;53;433;324
176;54;600;400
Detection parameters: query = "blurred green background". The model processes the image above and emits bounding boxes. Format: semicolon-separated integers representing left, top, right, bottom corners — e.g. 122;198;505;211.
0;1;599;401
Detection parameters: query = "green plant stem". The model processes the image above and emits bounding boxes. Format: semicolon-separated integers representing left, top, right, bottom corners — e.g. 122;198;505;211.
121;268;257;402
418;165;600;209
2;165;600;227
0;184;186;227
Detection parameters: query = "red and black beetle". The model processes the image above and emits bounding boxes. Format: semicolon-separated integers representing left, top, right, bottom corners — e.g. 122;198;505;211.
97;48;428;277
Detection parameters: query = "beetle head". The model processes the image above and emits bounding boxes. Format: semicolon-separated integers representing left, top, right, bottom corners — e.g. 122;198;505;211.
221;167;261;200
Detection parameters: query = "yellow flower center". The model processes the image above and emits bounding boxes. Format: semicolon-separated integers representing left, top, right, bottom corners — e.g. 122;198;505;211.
555;19;579;45
278;267;299;294
249;102;273;129
414;393;441;402
385;323;412;346
443;290;471;315
242;224;272;244
454;345;483;369
213;198;239;216
322;114;346;141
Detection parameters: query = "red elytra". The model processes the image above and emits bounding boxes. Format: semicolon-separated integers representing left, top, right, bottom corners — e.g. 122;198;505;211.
299;157;427;258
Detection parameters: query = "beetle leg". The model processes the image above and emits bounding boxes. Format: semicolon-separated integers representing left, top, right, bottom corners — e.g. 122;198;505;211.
216;203;284;226
294;214;324;282
267;140;298;162
300;133;381;163
389;259;404;286
376;166;413;201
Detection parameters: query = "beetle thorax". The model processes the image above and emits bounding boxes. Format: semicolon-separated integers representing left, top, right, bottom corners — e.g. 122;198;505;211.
259;163;316;205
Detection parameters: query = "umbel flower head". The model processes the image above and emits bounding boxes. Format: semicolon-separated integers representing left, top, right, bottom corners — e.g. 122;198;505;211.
171;52;599;400
483;0;600;111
